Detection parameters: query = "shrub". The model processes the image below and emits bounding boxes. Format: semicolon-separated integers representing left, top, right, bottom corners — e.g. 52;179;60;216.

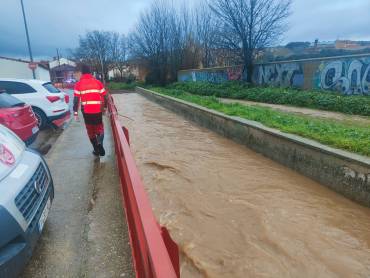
107;82;141;91
166;82;370;116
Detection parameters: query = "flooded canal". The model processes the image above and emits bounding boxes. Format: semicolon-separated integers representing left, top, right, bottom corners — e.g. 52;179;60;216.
114;93;370;278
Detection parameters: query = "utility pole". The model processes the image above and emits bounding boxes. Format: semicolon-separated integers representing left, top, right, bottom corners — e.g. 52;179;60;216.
56;48;64;88
20;0;36;79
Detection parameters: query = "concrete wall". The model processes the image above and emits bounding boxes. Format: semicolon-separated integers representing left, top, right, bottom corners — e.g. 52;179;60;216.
137;87;370;207
178;54;370;95
0;58;51;81
36;67;51;81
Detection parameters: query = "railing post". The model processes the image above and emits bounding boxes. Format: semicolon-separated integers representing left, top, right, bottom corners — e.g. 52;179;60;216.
122;126;130;145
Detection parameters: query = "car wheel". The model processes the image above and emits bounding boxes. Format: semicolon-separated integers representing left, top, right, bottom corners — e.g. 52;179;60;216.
32;107;48;129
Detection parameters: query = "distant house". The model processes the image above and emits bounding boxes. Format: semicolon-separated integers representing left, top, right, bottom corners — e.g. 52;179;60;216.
0;56;51;81
335;40;370;51
108;66;130;81
49;58;76;69
314;40;336;49
106;59;151;82
119;59;148;82
49;58;79;83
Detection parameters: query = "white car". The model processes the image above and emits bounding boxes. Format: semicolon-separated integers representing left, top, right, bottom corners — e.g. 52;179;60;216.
0;79;70;129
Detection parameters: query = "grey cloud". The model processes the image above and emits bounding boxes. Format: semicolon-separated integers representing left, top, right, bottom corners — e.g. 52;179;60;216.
285;0;370;43
0;0;149;58
0;0;369;59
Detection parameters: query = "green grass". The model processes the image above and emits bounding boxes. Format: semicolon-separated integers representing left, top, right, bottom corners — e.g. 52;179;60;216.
167;82;370;116
151;87;370;156
107;82;139;91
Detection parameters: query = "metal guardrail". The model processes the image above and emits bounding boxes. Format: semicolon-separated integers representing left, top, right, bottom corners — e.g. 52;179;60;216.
108;94;180;278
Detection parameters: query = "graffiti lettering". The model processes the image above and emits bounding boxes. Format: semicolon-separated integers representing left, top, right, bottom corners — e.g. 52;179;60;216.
179;67;247;83
254;63;304;87
317;59;370;95
179;70;228;83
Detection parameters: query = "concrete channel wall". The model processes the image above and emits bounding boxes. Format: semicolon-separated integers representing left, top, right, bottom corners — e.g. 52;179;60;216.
136;87;370;207
178;53;370;95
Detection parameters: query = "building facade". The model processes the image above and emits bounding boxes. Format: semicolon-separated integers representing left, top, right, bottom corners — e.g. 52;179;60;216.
0;56;51;81
49;58;78;83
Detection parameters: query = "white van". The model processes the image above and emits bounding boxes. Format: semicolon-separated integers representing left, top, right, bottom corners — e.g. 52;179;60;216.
0;124;54;277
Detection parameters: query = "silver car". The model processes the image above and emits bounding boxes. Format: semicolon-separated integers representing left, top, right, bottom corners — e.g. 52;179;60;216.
0;124;54;277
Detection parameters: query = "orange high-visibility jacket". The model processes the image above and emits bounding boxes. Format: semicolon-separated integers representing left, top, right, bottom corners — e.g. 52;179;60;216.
74;74;107;114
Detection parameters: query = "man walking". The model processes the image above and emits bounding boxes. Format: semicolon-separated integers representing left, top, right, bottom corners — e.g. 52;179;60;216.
73;65;107;156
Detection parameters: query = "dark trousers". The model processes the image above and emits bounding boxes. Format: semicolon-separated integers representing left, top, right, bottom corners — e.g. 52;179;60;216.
82;113;104;140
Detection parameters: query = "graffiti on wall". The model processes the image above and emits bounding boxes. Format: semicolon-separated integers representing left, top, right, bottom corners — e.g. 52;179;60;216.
178;70;226;83
226;66;247;81
178;66;247;83
253;63;304;88
178;55;370;96
315;58;370;95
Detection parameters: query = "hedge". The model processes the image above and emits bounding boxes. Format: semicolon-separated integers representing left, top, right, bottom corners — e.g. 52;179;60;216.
167;82;370;116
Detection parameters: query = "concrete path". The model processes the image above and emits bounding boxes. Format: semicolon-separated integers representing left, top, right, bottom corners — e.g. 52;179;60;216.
20;116;134;278
221;98;370;126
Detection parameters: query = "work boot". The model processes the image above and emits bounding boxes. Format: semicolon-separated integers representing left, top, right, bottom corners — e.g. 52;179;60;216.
90;138;99;156
96;134;105;157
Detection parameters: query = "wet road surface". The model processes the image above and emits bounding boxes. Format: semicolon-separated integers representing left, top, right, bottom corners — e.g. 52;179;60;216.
114;93;370;278
21;116;134;277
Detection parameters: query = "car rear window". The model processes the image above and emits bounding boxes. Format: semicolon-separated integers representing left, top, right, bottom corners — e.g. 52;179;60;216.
0;93;25;108
0;81;37;94
43;82;61;93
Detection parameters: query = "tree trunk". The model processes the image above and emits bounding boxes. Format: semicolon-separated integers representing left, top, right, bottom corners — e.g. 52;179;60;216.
246;62;254;83
244;49;254;84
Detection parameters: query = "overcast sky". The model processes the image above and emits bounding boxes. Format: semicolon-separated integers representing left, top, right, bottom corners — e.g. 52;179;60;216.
0;0;369;60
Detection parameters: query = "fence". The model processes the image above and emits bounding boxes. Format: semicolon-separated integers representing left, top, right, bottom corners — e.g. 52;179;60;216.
178;53;370;95
108;94;180;278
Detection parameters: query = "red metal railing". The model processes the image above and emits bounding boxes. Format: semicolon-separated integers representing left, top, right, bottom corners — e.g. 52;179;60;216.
108;94;180;278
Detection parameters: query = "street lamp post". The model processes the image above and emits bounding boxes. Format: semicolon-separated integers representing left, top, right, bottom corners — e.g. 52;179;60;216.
20;0;36;79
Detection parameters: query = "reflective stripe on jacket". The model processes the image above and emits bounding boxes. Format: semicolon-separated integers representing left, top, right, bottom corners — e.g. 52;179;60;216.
74;74;107;114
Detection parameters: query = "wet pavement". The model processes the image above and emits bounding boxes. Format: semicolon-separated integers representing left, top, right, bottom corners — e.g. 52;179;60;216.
114;93;370;278
20;115;134;277
29;127;63;155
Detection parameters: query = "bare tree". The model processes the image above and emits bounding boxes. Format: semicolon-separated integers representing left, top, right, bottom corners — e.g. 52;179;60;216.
130;1;174;84
209;0;292;82
110;33;129;80
74;30;115;82
129;0;194;84
194;3;218;68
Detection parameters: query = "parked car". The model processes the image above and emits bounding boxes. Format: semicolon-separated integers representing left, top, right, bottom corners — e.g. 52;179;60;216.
0;79;70;129
0;92;39;146
0;124;54;277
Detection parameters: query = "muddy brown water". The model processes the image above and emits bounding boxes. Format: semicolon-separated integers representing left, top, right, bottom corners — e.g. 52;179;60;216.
114;93;370;278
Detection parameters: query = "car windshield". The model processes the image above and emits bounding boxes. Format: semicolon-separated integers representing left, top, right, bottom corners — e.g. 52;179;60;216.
43;82;61;93
0;93;25;108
